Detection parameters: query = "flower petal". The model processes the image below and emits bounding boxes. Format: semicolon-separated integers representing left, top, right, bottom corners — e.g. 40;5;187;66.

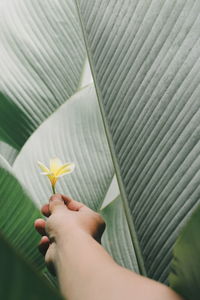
56;163;75;176
48;174;58;186
40;171;53;175
38;161;50;173
50;158;62;173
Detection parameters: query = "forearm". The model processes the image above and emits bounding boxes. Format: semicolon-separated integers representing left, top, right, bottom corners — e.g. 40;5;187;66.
54;230;183;300
55;229;117;300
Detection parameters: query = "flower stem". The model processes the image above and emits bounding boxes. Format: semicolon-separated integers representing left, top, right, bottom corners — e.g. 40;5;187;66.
52;185;56;194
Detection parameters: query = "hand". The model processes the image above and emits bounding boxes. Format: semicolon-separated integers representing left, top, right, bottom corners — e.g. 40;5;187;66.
34;194;105;274
35;194;183;300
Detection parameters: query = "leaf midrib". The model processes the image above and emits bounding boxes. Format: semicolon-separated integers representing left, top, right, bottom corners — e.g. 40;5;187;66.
74;0;146;276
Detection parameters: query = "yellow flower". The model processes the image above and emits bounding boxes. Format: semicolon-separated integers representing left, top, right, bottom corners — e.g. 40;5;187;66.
38;158;75;193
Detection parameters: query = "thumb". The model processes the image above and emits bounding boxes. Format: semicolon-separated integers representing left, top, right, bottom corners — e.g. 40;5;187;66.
49;194;66;213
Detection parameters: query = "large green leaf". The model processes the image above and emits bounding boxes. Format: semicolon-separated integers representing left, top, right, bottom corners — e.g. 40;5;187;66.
0;0;85;149
13;85;114;211
0;233;62;300
0;155;44;271
169;204;200;300
101;196;139;273
76;0;200;283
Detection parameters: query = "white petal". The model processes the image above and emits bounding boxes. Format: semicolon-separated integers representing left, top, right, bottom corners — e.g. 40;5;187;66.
50;157;62;172
37;161;50;173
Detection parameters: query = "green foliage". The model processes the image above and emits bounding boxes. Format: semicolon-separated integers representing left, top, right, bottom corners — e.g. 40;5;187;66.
0;0;85;149
0;155;43;270
0;233;62;300
0;93;30;150
101;196;139;273
1;0;200;299
13;85;114;210
0;155;62;297
76;0;200;284
0;141;18;165
169;204;200;300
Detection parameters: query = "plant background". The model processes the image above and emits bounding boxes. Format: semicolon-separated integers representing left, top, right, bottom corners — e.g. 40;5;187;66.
1;0;200;299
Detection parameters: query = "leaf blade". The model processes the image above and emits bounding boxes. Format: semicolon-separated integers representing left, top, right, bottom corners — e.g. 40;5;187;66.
0;0;86;149
13;85;114;211
0;154;44;271
0;141;18;165
0;232;61;300
101;196;139;273
75;0;200;282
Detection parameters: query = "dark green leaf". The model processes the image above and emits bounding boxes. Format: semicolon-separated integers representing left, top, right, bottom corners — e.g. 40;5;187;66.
169;204;200;300
0;232;62;300
0;155;44;271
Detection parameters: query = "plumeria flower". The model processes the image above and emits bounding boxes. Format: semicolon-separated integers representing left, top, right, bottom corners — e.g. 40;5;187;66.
38;158;75;194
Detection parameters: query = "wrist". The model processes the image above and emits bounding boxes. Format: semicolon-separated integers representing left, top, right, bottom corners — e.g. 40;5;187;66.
54;229;93;271
55;226;92;247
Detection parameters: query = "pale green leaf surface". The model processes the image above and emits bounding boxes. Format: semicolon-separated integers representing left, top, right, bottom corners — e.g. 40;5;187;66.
0;141;18;165
13;85;114;211
79;58;93;88
169;204;200;300
101;197;139;273
0;233;62;300
0;154;44;271
76;0;200;282
100;175;120;209
0;0;85;149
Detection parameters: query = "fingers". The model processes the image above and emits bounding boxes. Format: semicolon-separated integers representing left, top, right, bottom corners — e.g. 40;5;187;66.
34;218;46;236
61;194;84;211
41;204;50;217
38;236;50;256
34;219;49;256
41;194;85;217
38;237;56;276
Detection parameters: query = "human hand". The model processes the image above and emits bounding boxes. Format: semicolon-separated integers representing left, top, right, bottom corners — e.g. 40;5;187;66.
34;194;105;274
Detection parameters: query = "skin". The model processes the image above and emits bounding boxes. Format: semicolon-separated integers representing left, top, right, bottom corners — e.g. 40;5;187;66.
34;194;184;300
